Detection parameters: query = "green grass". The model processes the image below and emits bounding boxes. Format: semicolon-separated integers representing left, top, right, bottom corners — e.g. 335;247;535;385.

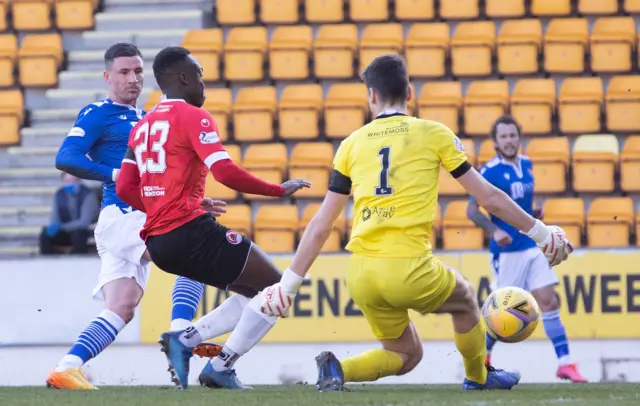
1;384;639;406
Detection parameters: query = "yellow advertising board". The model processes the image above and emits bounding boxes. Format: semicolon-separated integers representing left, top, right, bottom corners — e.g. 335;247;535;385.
140;250;640;344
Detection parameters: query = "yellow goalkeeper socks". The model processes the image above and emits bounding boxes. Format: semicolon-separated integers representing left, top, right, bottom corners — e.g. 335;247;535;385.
341;349;404;383
454;321;488;384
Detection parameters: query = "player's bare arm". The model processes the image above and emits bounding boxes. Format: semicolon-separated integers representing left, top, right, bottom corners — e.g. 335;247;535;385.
467;199;512;246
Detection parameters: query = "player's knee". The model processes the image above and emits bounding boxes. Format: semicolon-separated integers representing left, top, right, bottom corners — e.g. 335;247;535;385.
457;279;477;313
396;345;423;375
533;287;559;312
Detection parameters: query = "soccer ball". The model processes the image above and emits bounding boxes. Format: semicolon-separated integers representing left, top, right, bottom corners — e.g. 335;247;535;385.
482;286;540;343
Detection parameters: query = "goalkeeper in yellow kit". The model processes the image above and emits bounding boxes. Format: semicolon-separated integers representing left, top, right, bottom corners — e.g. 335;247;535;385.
258;55;574;391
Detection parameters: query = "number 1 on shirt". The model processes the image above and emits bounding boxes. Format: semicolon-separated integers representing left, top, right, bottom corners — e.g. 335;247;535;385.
375;146;393;196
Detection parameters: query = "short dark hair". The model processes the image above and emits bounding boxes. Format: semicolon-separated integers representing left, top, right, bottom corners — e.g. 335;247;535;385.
491;115;522;139
153;46;191;89
104;43;142;67
360;54;409;105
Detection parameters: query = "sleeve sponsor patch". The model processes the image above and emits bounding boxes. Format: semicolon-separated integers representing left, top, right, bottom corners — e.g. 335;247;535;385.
199;131;219;144
67;127;86;137
201;118;211;128
454;137;465;152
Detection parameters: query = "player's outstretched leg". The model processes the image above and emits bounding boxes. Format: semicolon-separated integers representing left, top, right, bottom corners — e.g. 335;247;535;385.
170;276;205;331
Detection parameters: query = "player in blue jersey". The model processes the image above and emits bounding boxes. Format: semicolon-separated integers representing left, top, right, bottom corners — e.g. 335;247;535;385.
467;115;587;383
45;43;219;389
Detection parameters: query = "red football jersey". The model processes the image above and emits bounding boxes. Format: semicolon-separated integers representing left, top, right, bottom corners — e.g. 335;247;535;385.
128;99;229;240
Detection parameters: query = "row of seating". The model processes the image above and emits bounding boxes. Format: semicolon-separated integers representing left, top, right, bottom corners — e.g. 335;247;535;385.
0;33;63;88
0;0;97;31
214;0;639;25
184;18;639;82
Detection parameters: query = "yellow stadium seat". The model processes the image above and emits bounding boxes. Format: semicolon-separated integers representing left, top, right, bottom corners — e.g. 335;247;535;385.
242;143;287;200
278;84;323;140
587;197;633;247
405;23;449;78
531;0;571;16
349;0;388;22
143;90;162;112
440;0;479;20
417;81;461;134
182;29;223;82
0;1;7;32
407;82;417;116
625;0;640;13
55;0;96;30
431;202;441;249
12;0;52;31
497;19;541;75
204;144;241;201
323;83;368;139
269;25;312;80
544;18;588;74
443;200;484;250
438;167;466;196
224;27;267;81
510;78;556;135
0;34;17;87
202;88;232;142
464;80;508;137
621;136;640;192
606;76;640;132
395;0;435;21
558;77;603;134
18;34;62;87
313;24;357;79
289;142;333;198
300;203;346;252
0;89;23;144
590;17;635;74
304;0;343;23
477;139;496;167
254;205;299;253
260;0;298;23
542;198;584;248
579;0;618;14
526;137;569;193
216;0;255;25
359;23;404;73
486;0;525;17
218;204;252;237
451;21;495;77
572;134;618;193
232;86;276;142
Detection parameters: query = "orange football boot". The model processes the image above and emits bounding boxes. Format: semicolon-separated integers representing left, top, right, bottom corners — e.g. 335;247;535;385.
46;368;98;390
192;343;223;359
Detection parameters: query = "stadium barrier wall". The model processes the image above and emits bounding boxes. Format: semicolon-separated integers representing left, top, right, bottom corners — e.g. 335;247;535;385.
2;250;640;386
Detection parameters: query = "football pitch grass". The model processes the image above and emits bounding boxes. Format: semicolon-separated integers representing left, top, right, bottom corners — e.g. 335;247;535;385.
1;384;639;406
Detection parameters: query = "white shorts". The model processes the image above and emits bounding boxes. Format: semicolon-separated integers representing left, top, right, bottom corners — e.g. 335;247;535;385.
490;246;559;292
92;205;151;301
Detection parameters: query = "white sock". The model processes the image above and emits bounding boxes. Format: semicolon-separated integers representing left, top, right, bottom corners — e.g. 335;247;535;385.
56;355;84;372
558;355;572;366
211;295;277;372
170;318;193;332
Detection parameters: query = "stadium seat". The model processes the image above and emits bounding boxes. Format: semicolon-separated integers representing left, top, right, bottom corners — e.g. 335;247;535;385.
439;139;475;194
260;0;298;23
624;0;640;13
323;83;368;139
202;88;232;142
395;0;435;20
304;0;343;23
204;144;241;201
477;139;497;167
0;34;17;87
531;0;571;16
407;82;417;115
300;203;346;252
313;24;358;79
143;90;162;112
590;17;635;73
558;77;603;134
486;0;525;17
579;0;618;14
431;202;441;249
544;18;588;74
269;25;312;80
242;143;287;200
497;19;542;75
510;78;556;135
621;136;640;192
542;198;584;248
405;23;449;78
450;21;495;77
254;204;299;253
442;200;484;250
278;84;323;140
0;1;7;32
525;137;569;193
0;89;23;144
463;80;509;136
182;29;223;82
606;76;640;132
440;0;479;20
232;86;276;142
359;23;404;73
18;34;62;87
55;0;96;30
12;0;52;31
289;142;333;198
349;0;389;22
587;197;634;247
417;81;461;134
572;134;618;193
224;26;267;81
218;204;252;237
216;0;255;25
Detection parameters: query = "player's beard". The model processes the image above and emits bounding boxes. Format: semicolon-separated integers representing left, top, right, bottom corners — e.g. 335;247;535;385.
498;145;518;160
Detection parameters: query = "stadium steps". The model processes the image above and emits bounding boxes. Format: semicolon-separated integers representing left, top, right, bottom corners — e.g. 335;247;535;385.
67;48;160;71
21;127;69;148
30;110;85;129
0;225;42;241
0;186;57;207
43;88;153;110
0;168;62;186
6;147;58;168
59;69;159;90
95;9;204;31
0;206;52;227
104;0;211;12
0;244;39;258
79;30;188;52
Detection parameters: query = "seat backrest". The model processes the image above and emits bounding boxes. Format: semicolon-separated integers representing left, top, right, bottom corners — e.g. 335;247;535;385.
144;90;163;112
606;75;640;101
478;139;498;165
621;135;640;159
543;197;585;225
255;204;299;230
360;23;404;48
0;34;17;58
290;142;334;168
588;197;634;224
573;134;619;163
300;202;346;230
526;137;570;163
433;202;442;229
20;33;63;61
324;83;368;108
405;22;449;47
545;18;588;44
226;26;267;50
465;80;509;106
242;143;287;169
592;17;635;42
270;25;313;48
225;144;241;162
498;19;542;45
279;84;323;109
452;21;496;46
234;86;277;109
182;28;223;51
0;89;23;112
419;81;462;107
559;77;603;103
221;204;252;232
203;88;232;113
315;24;358;48
511;78;556;106
443;200;474;225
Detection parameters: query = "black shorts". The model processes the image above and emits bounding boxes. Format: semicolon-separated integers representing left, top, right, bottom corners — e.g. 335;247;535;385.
146;214;252;290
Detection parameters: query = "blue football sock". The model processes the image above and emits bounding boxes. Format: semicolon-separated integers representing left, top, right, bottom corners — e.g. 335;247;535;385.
542;310;570;364
170;276;204;331
486;332;497;354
